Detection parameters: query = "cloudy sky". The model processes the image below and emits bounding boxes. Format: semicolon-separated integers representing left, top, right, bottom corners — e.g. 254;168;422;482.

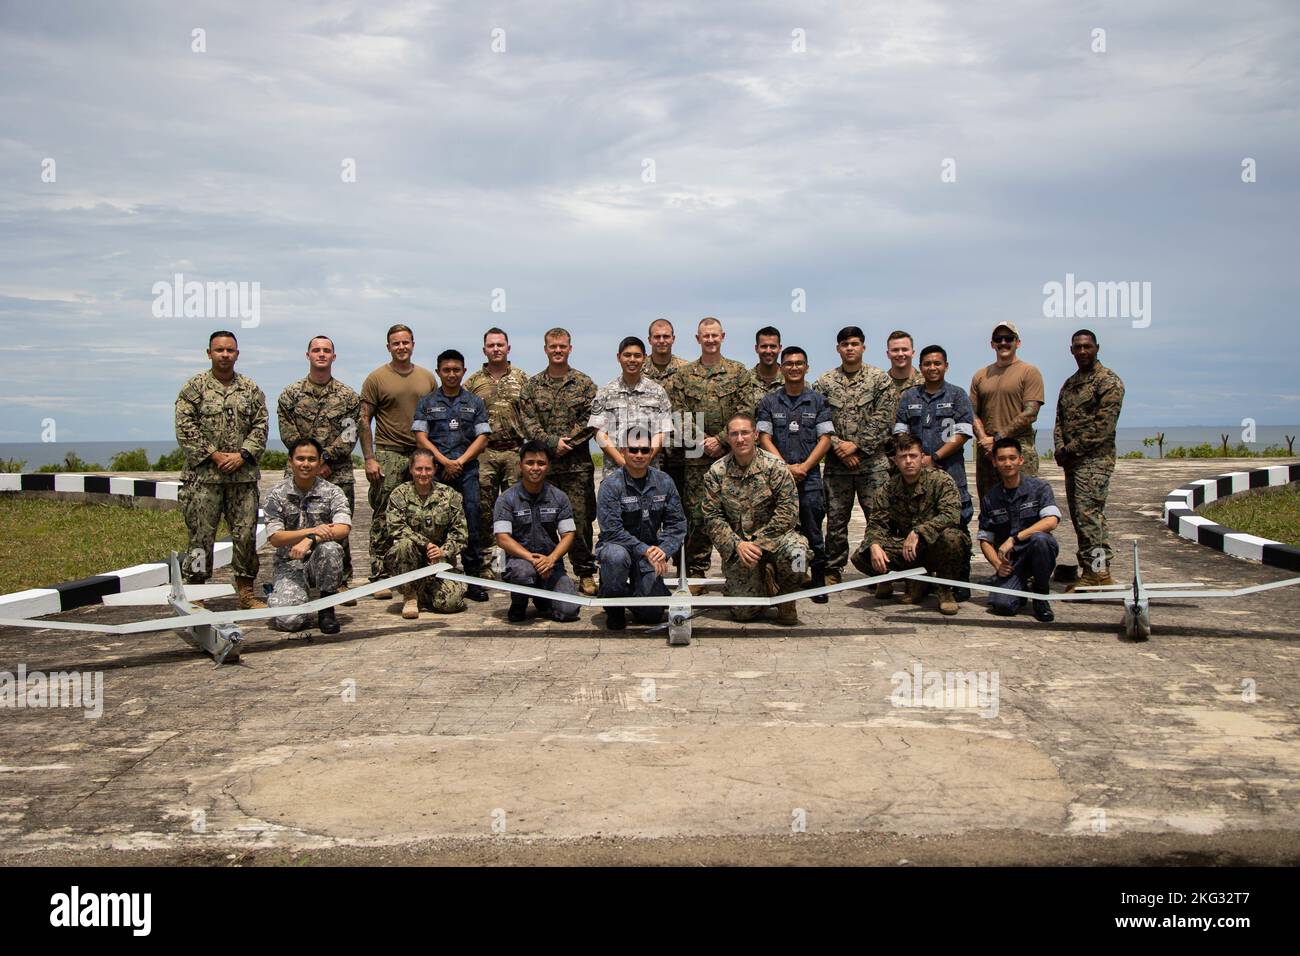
1;0;1297;442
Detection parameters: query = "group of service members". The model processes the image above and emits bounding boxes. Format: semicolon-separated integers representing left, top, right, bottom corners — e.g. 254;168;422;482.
173;317;1125;633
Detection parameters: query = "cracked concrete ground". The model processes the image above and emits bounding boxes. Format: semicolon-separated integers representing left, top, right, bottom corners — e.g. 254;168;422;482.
2;458;1298;865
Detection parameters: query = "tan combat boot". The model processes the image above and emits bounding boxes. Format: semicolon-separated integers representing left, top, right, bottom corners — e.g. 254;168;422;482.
234;577;267;610
874;581;894;600
400;586;420;620
776;599;800;625
824;570;842;586
897;580;925;605
580;575;598;596
936;586;959;616
373;588;393;600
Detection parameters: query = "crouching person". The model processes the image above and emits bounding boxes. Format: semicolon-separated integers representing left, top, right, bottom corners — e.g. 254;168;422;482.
264;438;353;634
702;413;810;624
978;437;1061;623
494;441;582;623
596;426;687;629
384;449;469;620
851;432;966;615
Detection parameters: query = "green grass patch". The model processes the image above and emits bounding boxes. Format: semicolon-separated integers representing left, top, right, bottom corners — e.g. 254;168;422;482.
1200;484;1300;548
0;498;189;593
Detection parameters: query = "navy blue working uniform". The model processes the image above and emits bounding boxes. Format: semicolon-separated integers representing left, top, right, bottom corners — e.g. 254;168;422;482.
413;388;491;572
893;381;976;525
756;386;835;575
977;475;1062;613
595;466;687;623
493;480;581;621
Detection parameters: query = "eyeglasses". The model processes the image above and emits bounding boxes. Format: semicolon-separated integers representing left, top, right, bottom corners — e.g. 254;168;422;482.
626;447;653;455
780;360;807;368
992;335;1017;344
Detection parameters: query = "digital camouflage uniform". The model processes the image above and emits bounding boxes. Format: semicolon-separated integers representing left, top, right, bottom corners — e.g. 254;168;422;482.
518;368;598;577
813;364;896;575
669;357;763;575
383;481;468;613
464;363;529;568
174;370;268;583
851;469;965;580
587;374;673;478
1054;362;1125;572
277;376;361;580
262;476;351;630
702;449;810;621
752;363;784;396
644;353;690;507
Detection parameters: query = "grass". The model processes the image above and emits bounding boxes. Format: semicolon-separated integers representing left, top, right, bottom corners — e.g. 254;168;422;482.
0;498;189;593
1200;484;1300;548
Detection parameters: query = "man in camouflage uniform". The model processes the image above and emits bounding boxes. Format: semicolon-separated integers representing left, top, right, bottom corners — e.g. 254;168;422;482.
885;330;925;403
814;325;897;585
1053;329;1125;588
464;327;529;576
645;318;690;517
752;326;784;394
669;317;763;590
174;330;268;608
384;449;468;619
589;335;673;480
277;335;361;586
263;438;352;633
517;327;599;595
702;413;810;624
851;433;965;615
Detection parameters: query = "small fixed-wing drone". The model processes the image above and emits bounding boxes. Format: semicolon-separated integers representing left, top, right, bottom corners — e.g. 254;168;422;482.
1;544;1295;662
0;552;447;664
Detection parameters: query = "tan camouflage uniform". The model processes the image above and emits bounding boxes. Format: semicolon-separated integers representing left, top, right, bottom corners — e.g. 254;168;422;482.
752;362;784;395
702;449;810;620
174;370;268;583
464;363;529;568
813;364;896;575
851;469;965;579
885;368;926;476
383;480;468;613
277;376;361;579
645;354;690;504
1054;363;1125;572
670;357;763;575
518;368;598;577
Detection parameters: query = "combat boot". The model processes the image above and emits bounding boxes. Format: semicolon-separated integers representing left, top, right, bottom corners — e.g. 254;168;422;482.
810;568;829;604
874;581;894;600
824;570;842;586
235;577;267;609
373;587;392;601
776;599;800;625
897;580;925;605
317;593;340;635
580;575;598;596
399;586;420;620
936;586;959;616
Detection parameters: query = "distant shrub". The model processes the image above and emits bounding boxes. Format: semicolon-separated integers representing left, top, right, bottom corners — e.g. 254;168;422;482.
110;448;152;471
0;458;26;473
37;451;105;473
261;450;289;470
152;448;187;471
1120;450;1146;459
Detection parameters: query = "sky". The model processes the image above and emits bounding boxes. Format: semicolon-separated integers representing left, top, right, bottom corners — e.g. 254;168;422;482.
1;0;1297;442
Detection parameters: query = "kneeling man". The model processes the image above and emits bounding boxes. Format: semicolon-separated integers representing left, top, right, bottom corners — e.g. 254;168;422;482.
702;413;810;624
851;432;966;615
264;438;352;633
596;426;687;629
978;437;1061;622
494;441;583;623
384;449;469;619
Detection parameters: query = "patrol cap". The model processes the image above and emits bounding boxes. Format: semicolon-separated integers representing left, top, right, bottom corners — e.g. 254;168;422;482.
991;321;1019;338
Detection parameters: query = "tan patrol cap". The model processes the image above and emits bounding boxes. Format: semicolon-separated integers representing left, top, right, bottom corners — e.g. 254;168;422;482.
992;321;1019;338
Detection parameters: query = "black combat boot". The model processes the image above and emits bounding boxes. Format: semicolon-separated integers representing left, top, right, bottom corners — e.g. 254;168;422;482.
317;592;340;635
606;607;627;630
810;568;828;604
507;593;528;623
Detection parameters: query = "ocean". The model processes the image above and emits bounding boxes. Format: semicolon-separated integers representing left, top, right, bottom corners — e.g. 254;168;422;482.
1;427;1297;471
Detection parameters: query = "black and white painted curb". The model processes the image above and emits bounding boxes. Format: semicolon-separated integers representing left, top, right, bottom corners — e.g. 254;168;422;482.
0;473;267;618
1163;463;1300;572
